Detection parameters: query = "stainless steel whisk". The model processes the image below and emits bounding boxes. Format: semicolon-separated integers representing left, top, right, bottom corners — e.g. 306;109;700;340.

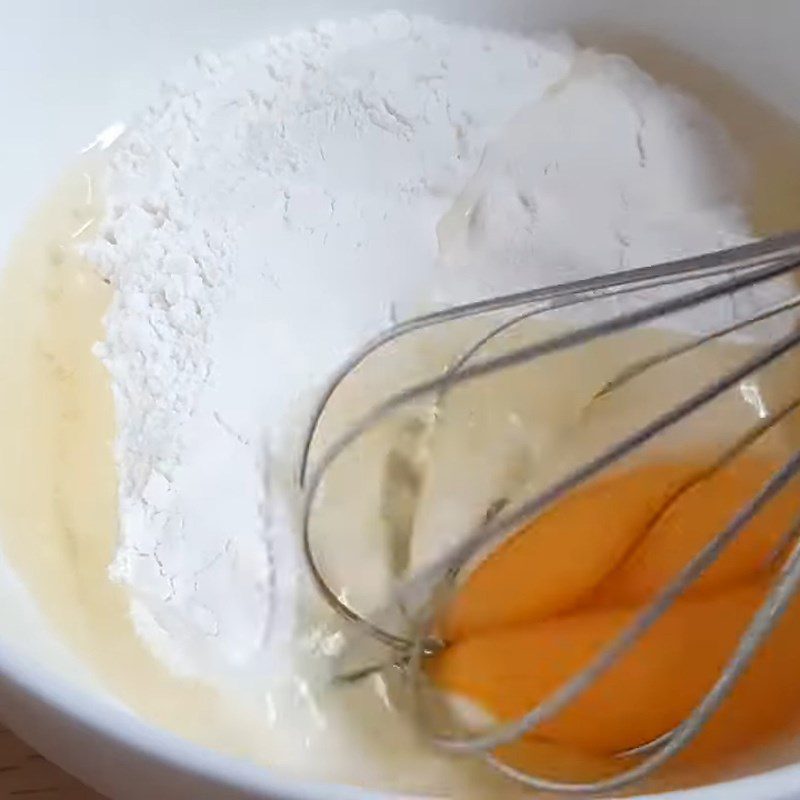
299;231;800;795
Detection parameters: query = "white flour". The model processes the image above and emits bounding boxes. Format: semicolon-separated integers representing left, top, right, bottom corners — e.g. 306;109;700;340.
84;13;577;684
85;11;759;701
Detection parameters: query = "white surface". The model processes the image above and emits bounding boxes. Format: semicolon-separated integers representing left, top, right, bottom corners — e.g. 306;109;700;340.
1;2;800;799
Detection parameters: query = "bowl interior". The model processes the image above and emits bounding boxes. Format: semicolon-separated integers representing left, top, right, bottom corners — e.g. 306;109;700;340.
1;2;800;798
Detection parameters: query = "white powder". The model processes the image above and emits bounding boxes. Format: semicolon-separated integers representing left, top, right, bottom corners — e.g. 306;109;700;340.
435;50;799;335
85;10;767;701
84;13;577;684
437;50;752;299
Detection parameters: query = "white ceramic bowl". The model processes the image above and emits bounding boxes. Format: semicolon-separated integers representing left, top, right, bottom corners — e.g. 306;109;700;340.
2;2;800;798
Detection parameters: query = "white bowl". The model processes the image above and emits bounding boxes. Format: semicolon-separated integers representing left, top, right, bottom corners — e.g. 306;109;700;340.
1;2;800;798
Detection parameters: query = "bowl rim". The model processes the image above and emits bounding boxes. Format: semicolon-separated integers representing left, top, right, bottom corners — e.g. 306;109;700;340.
3;635;800;800
0;640;379;800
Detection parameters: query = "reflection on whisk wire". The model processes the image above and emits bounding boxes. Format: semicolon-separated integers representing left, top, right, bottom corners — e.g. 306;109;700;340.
300;231;800;794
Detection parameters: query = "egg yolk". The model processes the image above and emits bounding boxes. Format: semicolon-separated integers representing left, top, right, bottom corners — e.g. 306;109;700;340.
428;451;800;771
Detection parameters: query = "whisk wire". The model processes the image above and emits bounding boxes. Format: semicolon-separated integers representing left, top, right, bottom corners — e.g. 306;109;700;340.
415;449;800;755
303;278;800;651
483;479;800;794
299;231;800;485
300;232;800;793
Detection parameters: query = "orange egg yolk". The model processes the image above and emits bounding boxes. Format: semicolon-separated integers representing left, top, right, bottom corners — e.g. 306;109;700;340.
428;452;800;771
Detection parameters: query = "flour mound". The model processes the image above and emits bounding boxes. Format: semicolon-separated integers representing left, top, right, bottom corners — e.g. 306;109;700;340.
84;13;576;683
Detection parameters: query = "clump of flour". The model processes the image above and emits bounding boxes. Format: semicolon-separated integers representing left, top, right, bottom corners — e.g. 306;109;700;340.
84;13;577;684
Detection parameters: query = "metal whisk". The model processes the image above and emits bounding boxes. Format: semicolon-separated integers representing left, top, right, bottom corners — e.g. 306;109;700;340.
298;231;800;794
